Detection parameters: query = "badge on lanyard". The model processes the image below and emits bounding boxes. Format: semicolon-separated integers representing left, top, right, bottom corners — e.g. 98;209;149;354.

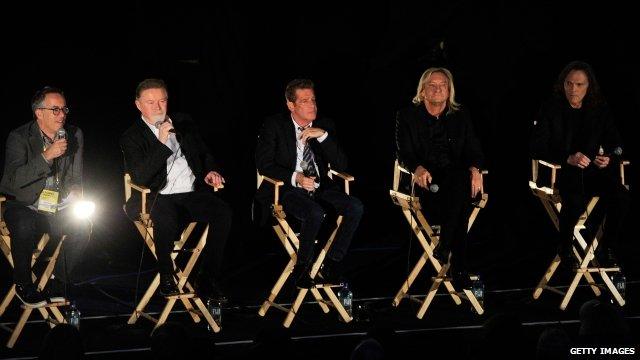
37;188;60;214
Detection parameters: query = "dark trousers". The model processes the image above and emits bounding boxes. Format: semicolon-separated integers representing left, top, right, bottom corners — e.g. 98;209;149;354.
558;166;630;255
4;203;91;285
126;190;232;281
280;187;364;266
416;167;474;269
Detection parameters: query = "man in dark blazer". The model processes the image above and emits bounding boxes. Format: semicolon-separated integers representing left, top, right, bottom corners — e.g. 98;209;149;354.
256;79;363;288
1;86;89;307
121;79;231;300
396;67;484;283
530;61;629;268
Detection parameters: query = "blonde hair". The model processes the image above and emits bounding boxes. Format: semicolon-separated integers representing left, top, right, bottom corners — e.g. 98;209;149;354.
412;67;461;113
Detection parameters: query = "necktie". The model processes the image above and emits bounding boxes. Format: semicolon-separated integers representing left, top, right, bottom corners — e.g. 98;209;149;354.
299;126;318;179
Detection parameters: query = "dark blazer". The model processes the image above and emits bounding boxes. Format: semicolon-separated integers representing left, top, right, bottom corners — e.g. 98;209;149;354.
121;113;220;198
396;105;483;173
1;121;83;205
255;113;348;200
530;99;622;165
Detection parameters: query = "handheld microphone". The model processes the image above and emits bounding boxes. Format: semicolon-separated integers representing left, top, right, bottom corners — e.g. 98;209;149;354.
55;128;67;140
300;160;318;196
427;183;439;193
154;119;176;133
605;146;623;157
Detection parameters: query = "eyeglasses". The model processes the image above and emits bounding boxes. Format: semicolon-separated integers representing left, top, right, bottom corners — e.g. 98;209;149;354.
38;106;70;116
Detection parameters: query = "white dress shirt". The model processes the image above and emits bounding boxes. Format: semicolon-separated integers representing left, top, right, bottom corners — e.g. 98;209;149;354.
143;117;196;194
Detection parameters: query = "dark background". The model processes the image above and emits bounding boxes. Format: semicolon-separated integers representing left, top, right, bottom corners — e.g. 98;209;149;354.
2;1;639;300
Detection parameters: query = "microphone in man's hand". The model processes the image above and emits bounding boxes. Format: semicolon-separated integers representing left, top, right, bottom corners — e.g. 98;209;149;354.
605;146;623;157
55;128;67;140
154;119;176;133
427;183;439;193
300;161;320;183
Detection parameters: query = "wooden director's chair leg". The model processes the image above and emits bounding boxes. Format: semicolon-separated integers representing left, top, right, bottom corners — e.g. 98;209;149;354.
258;171;355;328
127;223;220;333
6;236;69;348
390;186;487;319
283;215;351;328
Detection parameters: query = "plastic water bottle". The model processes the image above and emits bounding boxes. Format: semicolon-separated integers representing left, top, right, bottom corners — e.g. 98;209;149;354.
471;275;485;308
611;272;626;301
338;282;353;321
66;302;81;330
207;298;222;330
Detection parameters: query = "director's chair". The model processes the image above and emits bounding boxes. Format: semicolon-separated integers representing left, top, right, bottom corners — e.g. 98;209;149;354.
390;160;488;318
123;174;220;332
530;159;629;309
0;196;68;348
257;169;354;328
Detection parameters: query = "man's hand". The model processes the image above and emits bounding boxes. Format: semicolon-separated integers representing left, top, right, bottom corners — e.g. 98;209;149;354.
204;171;225;188
593;155;610;169
413;165;432;189
567;152;591;169
158;121;174;144
295;172;316;191
43;139;67;161
470;167;483;198
300;127;326;143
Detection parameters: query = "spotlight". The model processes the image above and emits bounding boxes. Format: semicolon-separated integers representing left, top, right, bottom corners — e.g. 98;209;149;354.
72;200;95;219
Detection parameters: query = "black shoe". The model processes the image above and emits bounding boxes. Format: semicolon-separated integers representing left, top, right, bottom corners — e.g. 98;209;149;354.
319;258;342;285
597;247;619;268
432;244;450;265
158;274;181;297
15;283;47;308
43;278;67;303
195;273;228;303
291;264;314;289
452;270;472;290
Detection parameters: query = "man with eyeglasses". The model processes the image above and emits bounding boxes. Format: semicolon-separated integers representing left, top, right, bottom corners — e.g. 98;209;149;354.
1;86;89;307
121;79;232;302
396;67;484;287
255;79;364;289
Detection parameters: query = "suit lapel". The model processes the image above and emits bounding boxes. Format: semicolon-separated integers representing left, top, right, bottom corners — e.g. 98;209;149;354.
283;115;297;169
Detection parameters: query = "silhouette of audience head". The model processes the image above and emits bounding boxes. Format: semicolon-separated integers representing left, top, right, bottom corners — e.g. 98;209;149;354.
151;322;195;359
39;323;84;360
351;337;384;360
476;312;525;358
579;299;630;345
536;326;570;360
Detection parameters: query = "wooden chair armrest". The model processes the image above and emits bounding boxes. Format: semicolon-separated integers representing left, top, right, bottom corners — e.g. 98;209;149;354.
537;159;562;169
329;169;355;182
129;182;151;195
257;174;285;206
329;169;354;195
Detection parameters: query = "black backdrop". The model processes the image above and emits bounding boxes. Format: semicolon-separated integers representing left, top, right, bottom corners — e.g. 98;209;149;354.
2;1;639;292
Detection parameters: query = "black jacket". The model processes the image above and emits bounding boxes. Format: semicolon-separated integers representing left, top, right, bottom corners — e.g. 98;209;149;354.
530;99;622;165
121;113;219;199
396;105;483;173
255;113;348;203
1;121;83;205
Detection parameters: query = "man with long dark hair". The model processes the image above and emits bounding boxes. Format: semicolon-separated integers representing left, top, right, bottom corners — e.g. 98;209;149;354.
531;61;630;268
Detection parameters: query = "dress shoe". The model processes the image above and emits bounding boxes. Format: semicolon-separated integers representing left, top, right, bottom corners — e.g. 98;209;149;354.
596;247;619;268
43;278;68;303
319;258;342;285
15;282;47;308
432;243;451;265
159;273;181;297
558;246;579;272
291;263;314;289
452;270;472;290
195;273;228;303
